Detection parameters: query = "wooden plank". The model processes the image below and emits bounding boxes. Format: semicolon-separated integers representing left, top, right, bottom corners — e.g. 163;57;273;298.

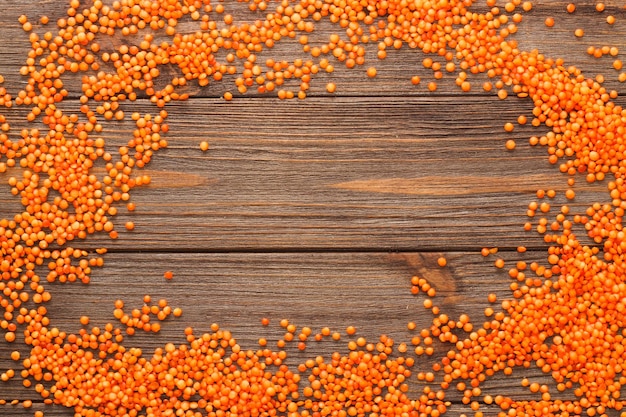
0;0;624;416
0;0;618;251
0;403;549;417
0;250;569;416
0;96;609;251
0;1;624;99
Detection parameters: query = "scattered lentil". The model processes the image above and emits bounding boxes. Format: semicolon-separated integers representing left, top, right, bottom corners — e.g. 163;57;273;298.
1;1;626;416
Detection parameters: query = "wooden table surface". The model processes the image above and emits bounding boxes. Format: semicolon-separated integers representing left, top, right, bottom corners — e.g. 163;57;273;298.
0;0;625;416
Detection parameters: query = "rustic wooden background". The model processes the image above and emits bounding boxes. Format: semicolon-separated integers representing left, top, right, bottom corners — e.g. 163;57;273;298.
0;0;625;416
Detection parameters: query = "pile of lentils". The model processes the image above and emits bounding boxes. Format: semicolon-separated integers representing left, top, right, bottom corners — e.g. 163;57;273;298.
1;0;626;416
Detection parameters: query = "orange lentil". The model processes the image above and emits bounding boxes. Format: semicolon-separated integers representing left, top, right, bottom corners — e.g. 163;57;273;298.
545;17;555;27
437;256;447;267
3;2;626;417
505;139;516;150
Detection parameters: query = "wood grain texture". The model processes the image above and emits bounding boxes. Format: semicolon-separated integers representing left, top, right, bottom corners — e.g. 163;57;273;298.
0;0;625;415
0;251;562;416
0;0;620;251
0;96;610;251
0;1;623;98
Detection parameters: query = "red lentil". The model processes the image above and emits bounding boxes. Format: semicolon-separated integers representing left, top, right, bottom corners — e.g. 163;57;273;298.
1;1;626;417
